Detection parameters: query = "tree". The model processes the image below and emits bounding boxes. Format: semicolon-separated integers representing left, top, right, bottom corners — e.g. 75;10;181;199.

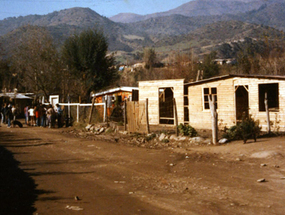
143;48;157;69
61;29;118;102
10;25;62;99
200;51;220;79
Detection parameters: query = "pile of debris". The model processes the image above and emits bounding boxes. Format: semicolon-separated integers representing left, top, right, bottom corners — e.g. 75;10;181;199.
80;123;227;149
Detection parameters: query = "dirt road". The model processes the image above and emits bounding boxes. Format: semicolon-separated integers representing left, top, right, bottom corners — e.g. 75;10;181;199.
1;125;285;215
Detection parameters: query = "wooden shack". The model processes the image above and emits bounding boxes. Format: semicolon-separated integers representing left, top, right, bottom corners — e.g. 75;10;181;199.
185;74;285;132
92;86;138;117
139;79;185;126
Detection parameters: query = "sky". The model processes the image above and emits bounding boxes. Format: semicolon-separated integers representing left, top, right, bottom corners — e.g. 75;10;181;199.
0;0;192;20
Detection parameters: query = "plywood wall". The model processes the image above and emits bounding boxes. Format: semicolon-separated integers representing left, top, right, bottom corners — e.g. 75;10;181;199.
139;79;184;125
188;77;285;132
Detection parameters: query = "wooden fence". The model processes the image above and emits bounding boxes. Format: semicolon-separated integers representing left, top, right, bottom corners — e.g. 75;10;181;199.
126;100;150;133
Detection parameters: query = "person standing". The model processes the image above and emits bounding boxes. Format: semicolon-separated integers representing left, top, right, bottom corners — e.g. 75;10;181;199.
12;105;17;121
6;104;12;128
28;106;35;126
55;104;63;128
24;105;29;125
0;104;5;125
47;105;55;128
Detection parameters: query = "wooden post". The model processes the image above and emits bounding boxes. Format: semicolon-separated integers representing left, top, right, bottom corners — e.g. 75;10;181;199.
209;95;218;145
145;98;150;134
88;97;95;125
77;105;79;123
124;100;127;131
265;92;271;134
105;99;108;125
173;98;179;136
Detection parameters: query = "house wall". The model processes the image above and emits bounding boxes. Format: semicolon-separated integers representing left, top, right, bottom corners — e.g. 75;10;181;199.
139;79;184;125
95;91;133;116
188;77;285;132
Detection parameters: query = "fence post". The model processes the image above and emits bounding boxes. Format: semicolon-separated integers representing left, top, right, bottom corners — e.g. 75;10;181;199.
77;105;79;123
88;97;95;124
105;100;108;124
173;98;178;136
265;92;270;134
209;95;218;145
145;98;150;134
124;100;127;131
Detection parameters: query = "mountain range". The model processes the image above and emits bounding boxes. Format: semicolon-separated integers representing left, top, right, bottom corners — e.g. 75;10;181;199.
0;0;285;62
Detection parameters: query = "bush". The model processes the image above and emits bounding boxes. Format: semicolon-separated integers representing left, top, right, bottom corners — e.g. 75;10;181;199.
223;114;260;143
178;124;198;137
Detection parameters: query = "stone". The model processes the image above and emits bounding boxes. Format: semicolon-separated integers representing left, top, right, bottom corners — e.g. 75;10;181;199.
260;163;267;167
257;178;266;183
98;127;105;134
178;136;187;141
85;124;93;131
190;137;204;143
219;138;228;144
159;133;166;141
169;135;178;141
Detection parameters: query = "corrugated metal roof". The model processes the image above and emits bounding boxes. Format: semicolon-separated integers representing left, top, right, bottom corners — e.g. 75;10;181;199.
0;93;33;99
92;86;138;97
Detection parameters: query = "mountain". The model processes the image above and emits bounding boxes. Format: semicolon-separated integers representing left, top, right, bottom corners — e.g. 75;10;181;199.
110;0;267;23
1;1;285;63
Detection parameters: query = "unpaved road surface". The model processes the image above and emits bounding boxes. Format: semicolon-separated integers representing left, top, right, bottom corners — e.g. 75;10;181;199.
1;125;285;215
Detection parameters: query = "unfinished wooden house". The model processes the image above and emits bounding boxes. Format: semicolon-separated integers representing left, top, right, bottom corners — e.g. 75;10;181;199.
139;79;185;126
185;74;285;132
138;75;285;132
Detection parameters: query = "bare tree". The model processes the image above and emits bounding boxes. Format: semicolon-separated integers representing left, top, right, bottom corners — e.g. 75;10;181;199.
10;25;62;98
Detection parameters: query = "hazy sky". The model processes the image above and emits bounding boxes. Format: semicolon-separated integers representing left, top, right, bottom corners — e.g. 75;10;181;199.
0;0;192;20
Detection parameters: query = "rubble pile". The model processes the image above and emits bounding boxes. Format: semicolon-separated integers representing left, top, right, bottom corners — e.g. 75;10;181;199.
63;124;221;149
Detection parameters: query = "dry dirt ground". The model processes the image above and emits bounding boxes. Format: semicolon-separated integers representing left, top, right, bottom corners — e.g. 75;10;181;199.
0;123;285;215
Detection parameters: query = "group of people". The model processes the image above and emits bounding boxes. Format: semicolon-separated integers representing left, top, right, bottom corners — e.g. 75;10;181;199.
0;102;63;128
24;103;63;128
0;103;18;127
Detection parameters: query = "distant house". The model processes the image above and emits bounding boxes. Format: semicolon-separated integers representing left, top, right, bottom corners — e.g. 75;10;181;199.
92;86;139;116
138;74;285;132
0;92;33;116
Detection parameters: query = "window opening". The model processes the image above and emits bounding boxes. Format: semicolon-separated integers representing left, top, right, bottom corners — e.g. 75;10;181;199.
204;87;217;110
259;83;279;112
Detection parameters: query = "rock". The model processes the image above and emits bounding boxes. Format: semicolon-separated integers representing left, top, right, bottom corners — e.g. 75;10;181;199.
190;137;204;143
159;133;166;141
257;178;266;183
260;163;267;167
236;158;242;161
178;136;187;141
219;138;228;144
98;127;105;134
74;196;80;201
85;124;93;131
169;135;178;141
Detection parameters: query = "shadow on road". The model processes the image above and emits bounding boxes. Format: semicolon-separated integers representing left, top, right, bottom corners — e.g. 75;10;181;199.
0;131;37;214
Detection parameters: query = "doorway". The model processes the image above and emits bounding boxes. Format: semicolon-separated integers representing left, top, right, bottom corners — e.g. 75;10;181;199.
159;87;174;124
235;86;249;122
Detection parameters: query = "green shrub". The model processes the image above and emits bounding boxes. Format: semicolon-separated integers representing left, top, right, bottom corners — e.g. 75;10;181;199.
223;115;260;143
178;124;198;137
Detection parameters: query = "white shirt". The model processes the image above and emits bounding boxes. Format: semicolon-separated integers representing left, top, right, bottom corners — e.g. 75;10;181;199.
28;108;34;116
